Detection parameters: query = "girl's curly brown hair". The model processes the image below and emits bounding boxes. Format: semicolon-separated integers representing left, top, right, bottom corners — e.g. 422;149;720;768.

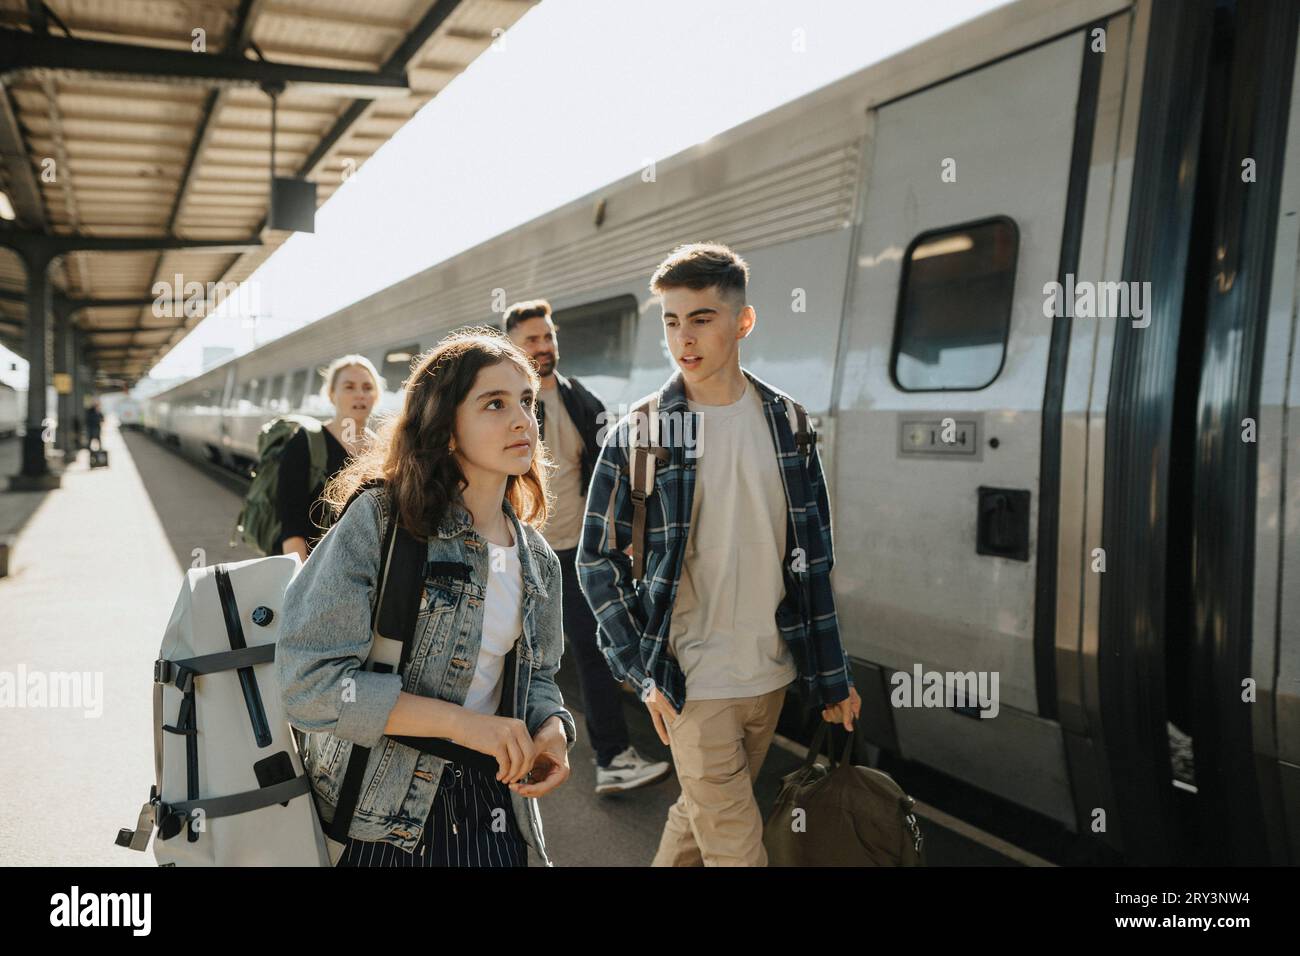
322;326;549;537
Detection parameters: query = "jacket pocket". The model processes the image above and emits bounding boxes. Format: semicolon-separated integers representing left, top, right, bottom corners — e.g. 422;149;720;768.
357;738;410;820
420;579;459;614
412;582;460;663
306;732;346;805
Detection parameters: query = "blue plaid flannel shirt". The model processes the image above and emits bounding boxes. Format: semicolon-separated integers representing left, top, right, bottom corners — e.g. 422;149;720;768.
575;366;853;713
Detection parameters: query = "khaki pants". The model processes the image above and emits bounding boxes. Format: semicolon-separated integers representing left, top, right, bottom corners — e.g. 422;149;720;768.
651;684;788;867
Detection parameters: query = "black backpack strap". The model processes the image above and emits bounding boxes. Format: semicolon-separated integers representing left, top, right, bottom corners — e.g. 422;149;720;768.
327;486;496;844
628;395;659;582
783;397;816;463
327;482;401;844
381;531;428;676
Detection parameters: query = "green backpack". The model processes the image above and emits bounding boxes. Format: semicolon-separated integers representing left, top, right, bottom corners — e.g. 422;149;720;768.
231;414;328;556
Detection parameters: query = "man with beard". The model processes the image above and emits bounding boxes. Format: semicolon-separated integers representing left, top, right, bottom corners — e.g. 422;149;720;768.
503;299;672;795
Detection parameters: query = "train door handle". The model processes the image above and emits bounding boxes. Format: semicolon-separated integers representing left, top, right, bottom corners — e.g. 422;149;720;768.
976;486;1030;561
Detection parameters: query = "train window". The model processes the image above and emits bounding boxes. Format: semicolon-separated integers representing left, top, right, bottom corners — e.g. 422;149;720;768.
381;344;418;391
891;217;1018;391
287;368;308;409
241;378;265;407
551;295;637;378
265;375;284;411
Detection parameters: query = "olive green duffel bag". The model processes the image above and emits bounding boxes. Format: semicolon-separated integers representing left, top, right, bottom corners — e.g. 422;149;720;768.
763;722;925;866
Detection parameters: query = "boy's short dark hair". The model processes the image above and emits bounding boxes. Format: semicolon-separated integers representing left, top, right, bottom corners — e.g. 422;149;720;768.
502;299;552;334
649;242;749;309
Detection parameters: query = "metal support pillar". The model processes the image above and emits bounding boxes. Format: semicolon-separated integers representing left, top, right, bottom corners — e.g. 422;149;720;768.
10;245;58;490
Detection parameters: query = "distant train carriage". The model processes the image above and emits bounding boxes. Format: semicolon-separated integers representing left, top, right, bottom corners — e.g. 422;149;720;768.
0;382;21;438
114;398;141;429
140;0;1300;866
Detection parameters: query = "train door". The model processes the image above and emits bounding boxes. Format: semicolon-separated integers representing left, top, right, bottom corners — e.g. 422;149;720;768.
831;29;1097;826
1254;7;1300;867
1146;0;1299;865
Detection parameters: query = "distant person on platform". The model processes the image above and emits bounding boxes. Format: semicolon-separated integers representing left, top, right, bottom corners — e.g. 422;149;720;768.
85;400;103;451
503;299;672;795
276;354;383;562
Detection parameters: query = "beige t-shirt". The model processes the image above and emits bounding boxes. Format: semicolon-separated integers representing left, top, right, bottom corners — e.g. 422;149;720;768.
538;384;585;551
668;380;797;699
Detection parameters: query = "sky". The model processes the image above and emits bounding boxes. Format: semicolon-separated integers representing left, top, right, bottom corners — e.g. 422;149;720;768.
0;0;1011;390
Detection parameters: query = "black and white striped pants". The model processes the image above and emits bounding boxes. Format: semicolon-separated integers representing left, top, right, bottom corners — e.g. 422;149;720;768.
335;761;528;867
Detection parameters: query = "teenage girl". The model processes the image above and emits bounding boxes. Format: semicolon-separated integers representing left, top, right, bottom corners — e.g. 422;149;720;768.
278;329;575;866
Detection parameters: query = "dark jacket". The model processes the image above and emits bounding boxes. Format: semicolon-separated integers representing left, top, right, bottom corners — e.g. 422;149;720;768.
536;371;606;496
275;426;348;555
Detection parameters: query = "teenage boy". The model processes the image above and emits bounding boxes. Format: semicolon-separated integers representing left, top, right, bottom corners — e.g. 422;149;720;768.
503;299;672;794
577;243;861;866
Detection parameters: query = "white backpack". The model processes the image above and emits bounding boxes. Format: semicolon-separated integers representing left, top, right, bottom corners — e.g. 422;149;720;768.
116;555;332;866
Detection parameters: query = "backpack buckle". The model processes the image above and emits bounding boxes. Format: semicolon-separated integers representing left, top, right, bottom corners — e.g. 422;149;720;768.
154;792;192;842
154;659;193;692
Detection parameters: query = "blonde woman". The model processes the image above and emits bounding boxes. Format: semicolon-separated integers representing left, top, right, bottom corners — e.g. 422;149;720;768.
276;354;385;561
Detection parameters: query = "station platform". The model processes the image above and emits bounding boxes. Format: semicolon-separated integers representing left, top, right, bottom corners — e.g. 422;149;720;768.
0;423;1039;866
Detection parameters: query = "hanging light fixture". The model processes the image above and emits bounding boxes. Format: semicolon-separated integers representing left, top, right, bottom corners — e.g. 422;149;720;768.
262;80;316;233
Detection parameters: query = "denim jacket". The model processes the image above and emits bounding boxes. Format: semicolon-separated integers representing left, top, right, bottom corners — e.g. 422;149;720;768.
276;485;577;865
576;367;854;714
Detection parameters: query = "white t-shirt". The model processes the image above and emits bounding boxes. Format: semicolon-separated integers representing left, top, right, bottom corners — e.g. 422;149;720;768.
461;533;524;715
668;380;797;699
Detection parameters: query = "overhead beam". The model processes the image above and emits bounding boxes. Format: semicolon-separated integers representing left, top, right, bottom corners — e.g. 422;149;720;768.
298;0;464;179
61;295;158;314
229;0;267;53
0;229;262;256
39;73;88;296
24;0;46;35
0;86;47;229
0;28;411;97
381;0;464;77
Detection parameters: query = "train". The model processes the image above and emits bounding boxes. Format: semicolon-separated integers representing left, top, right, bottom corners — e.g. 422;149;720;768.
110;397;141;430
139;0;1300;866
0;382;21;438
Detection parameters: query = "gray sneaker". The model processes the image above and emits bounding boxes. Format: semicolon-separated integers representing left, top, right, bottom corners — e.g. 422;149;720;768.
595;746;673;795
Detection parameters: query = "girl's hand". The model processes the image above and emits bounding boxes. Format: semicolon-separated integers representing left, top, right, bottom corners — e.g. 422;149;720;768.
509;719;570;797
509;750;569;797
453;712;537;784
